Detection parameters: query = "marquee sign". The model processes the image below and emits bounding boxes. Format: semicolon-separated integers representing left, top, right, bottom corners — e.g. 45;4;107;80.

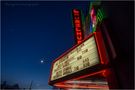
50;34;100;81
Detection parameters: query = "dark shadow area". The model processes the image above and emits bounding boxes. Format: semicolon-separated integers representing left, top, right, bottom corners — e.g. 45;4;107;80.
101;1;134;89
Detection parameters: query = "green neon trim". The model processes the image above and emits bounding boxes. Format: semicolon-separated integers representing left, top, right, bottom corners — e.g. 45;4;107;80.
97;12;102;22
97;10;102;21
92;26;96;33
97;15;101;22
97;9;103;19
96;8;107;23
100;8;107;18
98;10;103;20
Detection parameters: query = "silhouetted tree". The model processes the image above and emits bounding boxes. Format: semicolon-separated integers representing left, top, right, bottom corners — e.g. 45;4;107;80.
1;81;20;90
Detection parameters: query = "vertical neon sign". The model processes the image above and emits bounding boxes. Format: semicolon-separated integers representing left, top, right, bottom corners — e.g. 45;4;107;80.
72;9;84;44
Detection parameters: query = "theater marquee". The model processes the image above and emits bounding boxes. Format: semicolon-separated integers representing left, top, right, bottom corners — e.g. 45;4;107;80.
50;35;100;81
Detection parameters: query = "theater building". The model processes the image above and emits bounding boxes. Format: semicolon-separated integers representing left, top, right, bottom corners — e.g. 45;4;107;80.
48;1;134;89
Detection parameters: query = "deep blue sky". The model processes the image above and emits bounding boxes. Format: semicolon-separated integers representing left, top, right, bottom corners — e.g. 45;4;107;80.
2;1;89;89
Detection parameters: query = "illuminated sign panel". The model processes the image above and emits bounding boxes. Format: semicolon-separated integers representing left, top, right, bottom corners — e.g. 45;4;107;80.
72;9;84;44
50;35;100;81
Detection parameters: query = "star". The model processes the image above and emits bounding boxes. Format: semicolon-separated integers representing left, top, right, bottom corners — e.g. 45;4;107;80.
40;60;44;64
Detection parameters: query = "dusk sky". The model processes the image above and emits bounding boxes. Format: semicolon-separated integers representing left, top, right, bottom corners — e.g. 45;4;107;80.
2;1;90;89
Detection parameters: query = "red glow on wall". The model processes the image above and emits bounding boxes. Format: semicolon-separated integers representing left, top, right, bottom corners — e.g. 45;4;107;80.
54;83;109;89
94;30;109;65
72;9;84;44
54;69;110;89
72;69;108;81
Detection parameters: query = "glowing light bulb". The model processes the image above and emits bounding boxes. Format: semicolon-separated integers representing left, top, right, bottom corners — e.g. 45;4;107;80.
92;24;95;27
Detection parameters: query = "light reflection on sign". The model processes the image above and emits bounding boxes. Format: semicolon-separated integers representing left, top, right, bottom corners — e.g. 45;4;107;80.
51;36;100;81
